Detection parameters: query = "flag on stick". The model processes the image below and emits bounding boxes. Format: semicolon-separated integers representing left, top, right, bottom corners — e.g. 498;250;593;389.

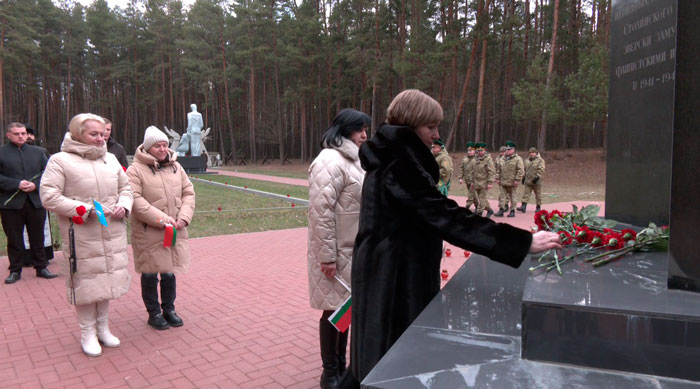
163;224;177;247
92;199;108;227
329;295;352;333
329;275;352;332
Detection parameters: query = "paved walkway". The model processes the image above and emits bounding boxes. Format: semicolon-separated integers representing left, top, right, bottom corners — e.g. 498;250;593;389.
210;170;308;187
0;171;604;388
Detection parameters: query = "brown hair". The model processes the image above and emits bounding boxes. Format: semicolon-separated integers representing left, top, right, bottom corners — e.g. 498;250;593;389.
386;89;443;129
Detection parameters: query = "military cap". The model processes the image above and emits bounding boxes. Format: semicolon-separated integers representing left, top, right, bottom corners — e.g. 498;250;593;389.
475;142;487;150
504;140;516;149
466;141;475;149
433;138;445;148
499;146;506;152
529;147;538;153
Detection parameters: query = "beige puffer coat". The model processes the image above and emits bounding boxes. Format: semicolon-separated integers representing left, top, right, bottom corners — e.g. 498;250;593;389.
127;146;195;274
40;133;133;305
307;138;364;310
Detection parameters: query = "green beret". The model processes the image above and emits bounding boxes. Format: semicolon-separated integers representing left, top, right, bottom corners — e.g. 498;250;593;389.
433;139;445;147
476;142;487;149
466;141;475;149
505;140;516;148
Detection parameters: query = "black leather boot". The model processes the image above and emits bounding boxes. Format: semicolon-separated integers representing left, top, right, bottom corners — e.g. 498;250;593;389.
337;329;348;377
485;209;494;218
507;210;516;217
160;273;182;326
504;204;509;212
535;205;541;212
494;208;505;217
517;203;527;213
142;273;168;329
320;312;340;389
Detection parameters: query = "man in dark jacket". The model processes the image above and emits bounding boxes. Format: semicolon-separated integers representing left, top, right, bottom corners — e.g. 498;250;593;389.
22;124;54;265
0;123;57;284
104;118;128;168
345;90;561;387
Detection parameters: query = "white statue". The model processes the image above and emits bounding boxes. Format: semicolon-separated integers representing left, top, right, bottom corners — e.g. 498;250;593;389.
186;104;204;156
163;126;180;150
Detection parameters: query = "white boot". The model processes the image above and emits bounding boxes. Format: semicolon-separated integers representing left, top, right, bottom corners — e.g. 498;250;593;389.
96;300;120;347
76;303;103;357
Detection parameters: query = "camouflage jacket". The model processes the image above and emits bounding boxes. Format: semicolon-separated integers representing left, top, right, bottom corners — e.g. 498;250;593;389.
524;154;545;185
498;154;524;186
472;154;495;190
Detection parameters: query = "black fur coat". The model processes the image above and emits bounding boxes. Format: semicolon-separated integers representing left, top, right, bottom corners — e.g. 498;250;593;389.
350;124;533;382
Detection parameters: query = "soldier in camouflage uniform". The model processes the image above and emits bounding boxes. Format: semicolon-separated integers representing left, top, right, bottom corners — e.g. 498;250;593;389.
494;140;524;217
518;147;545;213
472;142;495;217
494;146;507;213
458;141;479;211
432;139;453;197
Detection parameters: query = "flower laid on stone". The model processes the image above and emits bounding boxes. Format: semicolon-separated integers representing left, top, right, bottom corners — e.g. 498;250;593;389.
529;204;669;274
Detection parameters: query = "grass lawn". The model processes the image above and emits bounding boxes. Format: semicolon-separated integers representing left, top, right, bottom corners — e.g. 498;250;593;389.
190;174;309;200
0;181;308;257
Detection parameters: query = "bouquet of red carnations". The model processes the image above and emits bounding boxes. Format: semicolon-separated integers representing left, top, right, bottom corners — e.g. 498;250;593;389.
529;205;669;274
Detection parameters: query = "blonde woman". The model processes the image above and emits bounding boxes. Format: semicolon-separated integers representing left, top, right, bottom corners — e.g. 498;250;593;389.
41;113;132;357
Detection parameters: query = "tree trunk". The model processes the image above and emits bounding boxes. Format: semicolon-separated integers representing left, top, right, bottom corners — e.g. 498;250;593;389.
538;0;559;151
445;39;478;149
221;34;238;163
475;39;488;143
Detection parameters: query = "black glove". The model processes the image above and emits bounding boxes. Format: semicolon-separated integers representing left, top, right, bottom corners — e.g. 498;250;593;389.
521;177;525;185
533;176;540;184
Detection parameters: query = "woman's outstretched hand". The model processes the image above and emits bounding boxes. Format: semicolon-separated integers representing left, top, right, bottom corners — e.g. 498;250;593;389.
529;231;563;253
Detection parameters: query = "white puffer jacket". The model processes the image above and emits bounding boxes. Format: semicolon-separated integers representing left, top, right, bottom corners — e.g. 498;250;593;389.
307;138;364;310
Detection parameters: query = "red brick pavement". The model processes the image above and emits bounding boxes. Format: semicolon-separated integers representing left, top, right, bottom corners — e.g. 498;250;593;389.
0;174;602;388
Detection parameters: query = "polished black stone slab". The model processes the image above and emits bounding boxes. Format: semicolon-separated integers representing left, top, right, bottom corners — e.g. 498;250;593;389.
363;255;700;388
522;250;700;382
605;0;677;226
178;155;207;173
667;0;700;293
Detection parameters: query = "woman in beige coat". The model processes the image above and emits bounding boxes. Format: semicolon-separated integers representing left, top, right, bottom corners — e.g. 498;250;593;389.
40;113;133;357
127;126;195;330
307;108;369;389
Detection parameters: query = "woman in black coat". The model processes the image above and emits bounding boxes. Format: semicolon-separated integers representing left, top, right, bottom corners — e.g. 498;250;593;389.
347;90;561;385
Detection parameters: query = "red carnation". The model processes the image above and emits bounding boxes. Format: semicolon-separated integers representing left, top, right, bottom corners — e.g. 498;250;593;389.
574;226;592;244
76;205;87;216
590;231;604;247
72;216;84;225
534;210;550;231
621;228;637;241
122;166;127;172
558;230;573;245
603;232;624;250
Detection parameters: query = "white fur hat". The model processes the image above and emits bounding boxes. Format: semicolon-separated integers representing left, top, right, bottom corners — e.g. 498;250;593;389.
143;126;169;151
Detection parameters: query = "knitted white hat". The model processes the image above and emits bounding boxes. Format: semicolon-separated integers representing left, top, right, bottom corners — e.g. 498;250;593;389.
143;126;169;151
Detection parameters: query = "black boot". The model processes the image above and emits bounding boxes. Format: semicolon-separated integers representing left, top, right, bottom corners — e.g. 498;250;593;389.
337;329;348;377
504;204;509;212
535;205;541;212
142;273;168;329
507;210;516;217
494;208;505;217
320;312;340;389
485;209;494;218
160;273;182;326
517;203;527;213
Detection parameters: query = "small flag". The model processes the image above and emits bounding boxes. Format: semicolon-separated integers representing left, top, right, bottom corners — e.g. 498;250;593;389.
329;295;351;333
163;224;177;247
92;199;108;227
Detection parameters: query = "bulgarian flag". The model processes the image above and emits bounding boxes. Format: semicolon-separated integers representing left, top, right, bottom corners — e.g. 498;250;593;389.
163;224;177;247
329;275;352;333
329;295;351;333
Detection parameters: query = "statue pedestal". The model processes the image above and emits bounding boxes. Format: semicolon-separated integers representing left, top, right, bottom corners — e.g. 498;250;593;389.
178;155;207;173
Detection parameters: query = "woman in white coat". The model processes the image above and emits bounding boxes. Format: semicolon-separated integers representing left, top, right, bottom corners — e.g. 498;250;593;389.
307;108;370;389
40;113;133;357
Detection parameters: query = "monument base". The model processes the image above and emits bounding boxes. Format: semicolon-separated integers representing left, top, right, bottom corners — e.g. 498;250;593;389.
362;255;700;388
178;155;207;173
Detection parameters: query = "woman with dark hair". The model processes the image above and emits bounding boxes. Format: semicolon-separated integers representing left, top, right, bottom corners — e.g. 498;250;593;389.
308;108;370;389
345;90;561;386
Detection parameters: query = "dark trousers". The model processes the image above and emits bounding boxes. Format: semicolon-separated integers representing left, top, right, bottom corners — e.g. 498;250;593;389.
141;273;176;315
1;200;47;273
